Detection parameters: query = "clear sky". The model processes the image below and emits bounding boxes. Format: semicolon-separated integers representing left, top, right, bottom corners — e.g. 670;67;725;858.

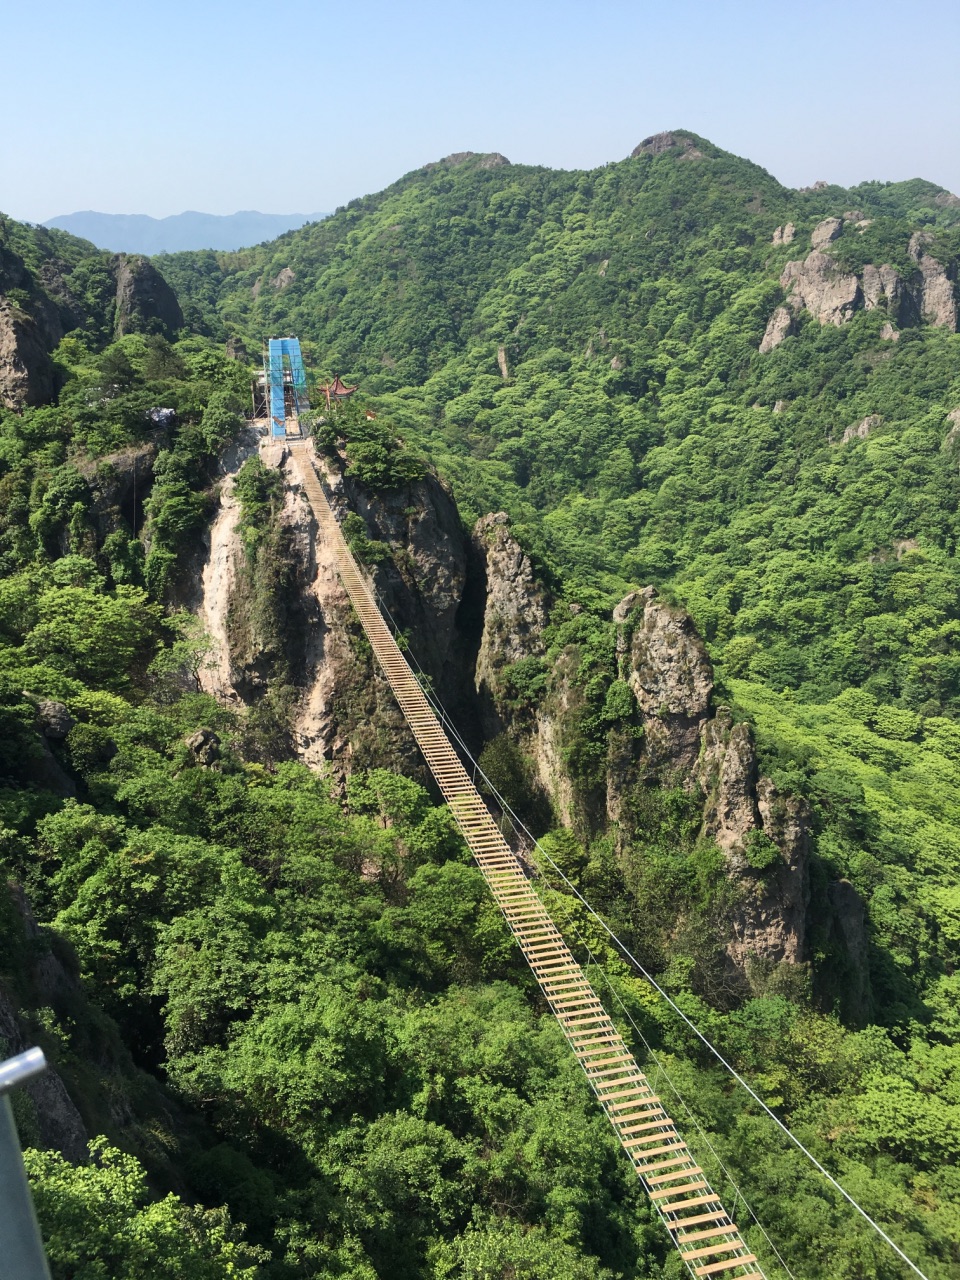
4;0;959;224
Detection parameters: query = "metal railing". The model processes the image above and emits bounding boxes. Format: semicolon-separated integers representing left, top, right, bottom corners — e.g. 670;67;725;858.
0;1048;52;1279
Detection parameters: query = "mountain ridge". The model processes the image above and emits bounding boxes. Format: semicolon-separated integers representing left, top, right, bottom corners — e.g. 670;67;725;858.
42;208;329;254
1;128;960;1276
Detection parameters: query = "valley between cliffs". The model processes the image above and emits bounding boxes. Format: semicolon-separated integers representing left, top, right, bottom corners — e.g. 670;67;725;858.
190;430;868;1012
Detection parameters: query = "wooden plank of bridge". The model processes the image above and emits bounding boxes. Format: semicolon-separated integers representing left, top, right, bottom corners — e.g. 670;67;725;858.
290;442;765;1280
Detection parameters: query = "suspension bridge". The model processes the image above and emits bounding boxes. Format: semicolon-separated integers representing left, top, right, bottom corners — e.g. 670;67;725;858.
236;336;932;1280
290;439;765;1280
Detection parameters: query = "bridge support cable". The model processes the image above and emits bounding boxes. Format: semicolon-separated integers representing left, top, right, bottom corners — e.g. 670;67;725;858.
372;553;930;1280
290;443;767;1280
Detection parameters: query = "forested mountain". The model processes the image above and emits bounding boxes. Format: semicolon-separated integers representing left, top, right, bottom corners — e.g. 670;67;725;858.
1;130;959;1278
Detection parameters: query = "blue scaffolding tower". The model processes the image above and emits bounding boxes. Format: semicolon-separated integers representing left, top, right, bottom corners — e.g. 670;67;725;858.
267;337;311;437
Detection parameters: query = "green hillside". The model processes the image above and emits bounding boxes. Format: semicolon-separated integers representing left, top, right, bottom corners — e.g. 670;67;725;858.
0;130;959;1277
160;131;960;1019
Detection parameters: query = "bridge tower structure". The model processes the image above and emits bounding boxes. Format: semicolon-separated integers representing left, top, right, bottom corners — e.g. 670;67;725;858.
267;337;311;437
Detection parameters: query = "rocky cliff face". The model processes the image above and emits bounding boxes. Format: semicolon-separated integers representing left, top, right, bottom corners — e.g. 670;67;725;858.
195;439;480;780
473;512;550;728
466;521;829;984
615;586;713;775
189;457;864;1001
761;215;957;349
0;234;185;410
780;249;862;328
611;590;813;979
697;708;810;971
909;231;958;329
0;298;56;408
113;255;184;339
632;131;704;159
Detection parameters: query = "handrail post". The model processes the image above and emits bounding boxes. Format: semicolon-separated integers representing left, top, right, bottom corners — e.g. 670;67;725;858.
0;1049;54;1280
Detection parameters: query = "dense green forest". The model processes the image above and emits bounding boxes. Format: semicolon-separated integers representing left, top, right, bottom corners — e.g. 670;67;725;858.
1;131;959;1277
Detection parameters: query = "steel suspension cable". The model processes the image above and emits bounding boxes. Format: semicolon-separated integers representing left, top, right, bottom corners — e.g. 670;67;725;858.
369;575;931;1280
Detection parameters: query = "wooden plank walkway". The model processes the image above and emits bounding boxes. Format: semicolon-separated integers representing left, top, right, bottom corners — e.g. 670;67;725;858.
290;442;766;1280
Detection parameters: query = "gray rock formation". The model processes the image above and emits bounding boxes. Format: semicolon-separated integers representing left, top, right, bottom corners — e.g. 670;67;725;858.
432;152;510;170
473;512;550;715
842;414;881;444
698;710;759;854
780;250;862;326
185;727;220;765
810;217;843;249
0;298;55;408
113;255;184;338
697;708;810;971
909;232;957;329
37;700;75;740
196;440;477;778
272;267;296;290
631;132;701;158
616;587;713;774
771;223;796;245
762;209;958;346
861;263;911;320
759;305;794;352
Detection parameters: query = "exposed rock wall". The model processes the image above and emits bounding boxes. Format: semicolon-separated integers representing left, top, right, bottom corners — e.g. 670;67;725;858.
909;232;958;329
113;255;184;338
611;592;812;977
0;246;184;409
615;586;713;775
190;454;863;1000
195;438;480;779
473;512;550;729
0;298;56;408
697;709;810;970
761;214;958;349
195;430;260;704
780;250;862;327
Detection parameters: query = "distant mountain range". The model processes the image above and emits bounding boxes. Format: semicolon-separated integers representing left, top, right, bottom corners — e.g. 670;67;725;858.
42;209;328;254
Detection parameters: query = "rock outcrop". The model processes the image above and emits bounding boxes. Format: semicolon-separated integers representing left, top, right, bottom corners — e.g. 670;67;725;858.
113;255;183;338
771;223;796;245
430;152;510;171
697;710;810;969
0;298;56;408
759;305;794;353
196;438;478;778
841;414;881;444
610;592;821;980
810;217;843;249
189;442;861;995
909;232;957;329
761;215;957;349
632;132;703;159
473;514;550;701
780;250;861;327
37;700;75;740
616;587;712;775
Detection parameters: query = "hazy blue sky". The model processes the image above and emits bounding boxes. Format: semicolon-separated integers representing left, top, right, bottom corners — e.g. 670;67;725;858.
5;0;959;223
